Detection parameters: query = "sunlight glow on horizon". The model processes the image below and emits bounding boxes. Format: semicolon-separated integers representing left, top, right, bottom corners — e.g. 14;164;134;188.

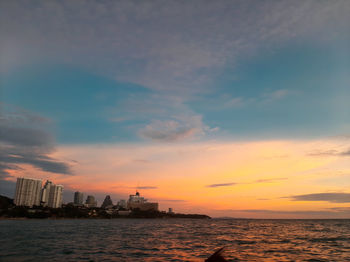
4;138;350;218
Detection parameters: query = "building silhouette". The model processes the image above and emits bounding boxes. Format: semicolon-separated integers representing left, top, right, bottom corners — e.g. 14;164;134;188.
127;191;158;211
85;195;97;208
101;195;113;209
14;178;42;207
74;191;84;206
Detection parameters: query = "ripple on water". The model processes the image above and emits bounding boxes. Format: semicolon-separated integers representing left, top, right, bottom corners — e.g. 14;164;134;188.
1;219;350;261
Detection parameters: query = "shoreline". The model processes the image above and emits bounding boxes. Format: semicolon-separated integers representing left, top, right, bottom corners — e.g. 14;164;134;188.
0;216;211;220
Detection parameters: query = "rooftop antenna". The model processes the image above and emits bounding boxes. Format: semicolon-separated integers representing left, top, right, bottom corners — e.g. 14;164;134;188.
136;181;139;194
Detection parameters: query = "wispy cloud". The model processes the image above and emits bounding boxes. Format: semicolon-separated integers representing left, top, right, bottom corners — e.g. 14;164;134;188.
137;186;158;190
327;207;350;212
156;199;187;203
140;120;199;142
133;159;151;164
199;88;292;112
223;208;350;216
255;177;288;183
111;185;158;190
0;104;72;178
0;149;71;176
139;115;217;142
207;177;287;188
288;193;350;203
342;149;350;156
308;149;350;157
206;182;236;188
112;92;218;142
262;89;290;103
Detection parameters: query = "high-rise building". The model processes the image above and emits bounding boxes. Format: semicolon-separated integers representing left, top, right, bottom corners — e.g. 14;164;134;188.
14;177;63;208
40;180;52;206
74;191;84;206
85;195;97;208
47;184;64;208
101;195;113;209
14;178;42;207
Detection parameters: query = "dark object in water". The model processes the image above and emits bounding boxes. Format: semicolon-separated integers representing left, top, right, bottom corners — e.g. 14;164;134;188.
205;247;228;262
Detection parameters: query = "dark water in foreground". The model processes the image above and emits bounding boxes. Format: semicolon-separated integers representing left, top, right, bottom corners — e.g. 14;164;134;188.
1;219;350;261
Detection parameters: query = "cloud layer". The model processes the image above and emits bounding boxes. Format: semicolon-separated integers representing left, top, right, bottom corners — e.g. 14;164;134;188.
290;193;350;203
206;178;288;188
206;183;236;188
1;1;349;145
139;115;212;142
1;0;349;95
308;149;350;157
0;104;72;178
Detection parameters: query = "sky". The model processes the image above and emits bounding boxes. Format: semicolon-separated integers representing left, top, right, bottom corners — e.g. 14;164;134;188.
0;0;350;218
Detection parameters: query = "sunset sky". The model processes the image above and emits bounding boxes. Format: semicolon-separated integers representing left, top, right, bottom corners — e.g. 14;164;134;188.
1;0;350;218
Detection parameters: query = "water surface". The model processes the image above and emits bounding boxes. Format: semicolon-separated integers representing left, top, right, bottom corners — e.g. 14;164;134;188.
1;219;350;261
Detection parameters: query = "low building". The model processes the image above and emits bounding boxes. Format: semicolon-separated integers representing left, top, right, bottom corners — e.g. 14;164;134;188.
128;202;159;211
117;199;127;209
127;191;158;211
85;195;97;208
118;210;131;216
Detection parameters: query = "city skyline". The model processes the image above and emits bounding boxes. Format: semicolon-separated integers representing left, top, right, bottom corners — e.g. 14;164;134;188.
1;0;350;218
12;177;161;213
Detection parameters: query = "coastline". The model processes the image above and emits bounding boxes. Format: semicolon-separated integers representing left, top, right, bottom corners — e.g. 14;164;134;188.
0;195;211;220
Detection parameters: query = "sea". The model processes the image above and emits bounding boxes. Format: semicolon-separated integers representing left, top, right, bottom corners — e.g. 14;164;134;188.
0;219;350;261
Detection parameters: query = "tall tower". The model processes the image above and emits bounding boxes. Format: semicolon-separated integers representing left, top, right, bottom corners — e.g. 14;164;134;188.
74;191;84;206
40;180;52;206
47;184;64;208
14;178;42;207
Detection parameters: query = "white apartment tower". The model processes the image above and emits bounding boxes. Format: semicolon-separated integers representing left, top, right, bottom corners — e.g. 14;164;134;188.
47;184;64;208
14;178;42;207
40;180;53;206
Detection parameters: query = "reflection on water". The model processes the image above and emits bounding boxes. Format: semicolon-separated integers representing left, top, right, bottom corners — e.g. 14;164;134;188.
1;219;350;261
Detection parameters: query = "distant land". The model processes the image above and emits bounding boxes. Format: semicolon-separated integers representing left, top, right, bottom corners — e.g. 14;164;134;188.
0;195;210;219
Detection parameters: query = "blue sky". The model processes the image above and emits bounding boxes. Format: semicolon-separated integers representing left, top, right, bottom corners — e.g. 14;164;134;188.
2;39;349;143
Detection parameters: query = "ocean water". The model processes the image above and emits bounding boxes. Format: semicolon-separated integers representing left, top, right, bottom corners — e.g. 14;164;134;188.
1;219;350;261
